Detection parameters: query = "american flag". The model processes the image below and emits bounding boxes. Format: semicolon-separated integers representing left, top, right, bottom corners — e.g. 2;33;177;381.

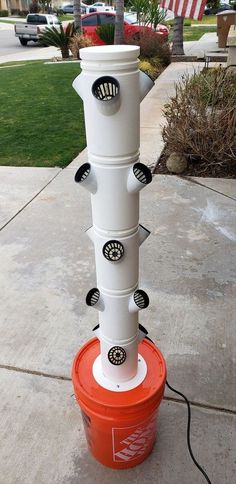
160;0;207;20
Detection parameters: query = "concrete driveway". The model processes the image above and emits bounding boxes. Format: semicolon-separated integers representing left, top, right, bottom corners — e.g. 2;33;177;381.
0;53;235;484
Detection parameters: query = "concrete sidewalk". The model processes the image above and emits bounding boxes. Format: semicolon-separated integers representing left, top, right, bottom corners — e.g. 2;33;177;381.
184;32;224;57
0;59;235;483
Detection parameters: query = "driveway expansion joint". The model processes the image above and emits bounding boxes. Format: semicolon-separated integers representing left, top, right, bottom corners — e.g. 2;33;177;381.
164;396;236;416
1;364;235;416
182;176;236;201
0;168;62;232
0;364;71;382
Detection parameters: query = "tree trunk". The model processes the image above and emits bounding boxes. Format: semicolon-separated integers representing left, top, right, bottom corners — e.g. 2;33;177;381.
61;46;70;59
172;16;184;56
6;0;11;16
114;0;124;45
74;0;82;34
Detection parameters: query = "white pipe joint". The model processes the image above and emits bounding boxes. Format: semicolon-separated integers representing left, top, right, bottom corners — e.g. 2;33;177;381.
100;335;139;382
86;225;150;291
91;75;121;116
139;69;155;102
74;163;97;194
86;287;149;341
75;161;152;230
86;287;104;312
129;289;149;313
127;162;152;194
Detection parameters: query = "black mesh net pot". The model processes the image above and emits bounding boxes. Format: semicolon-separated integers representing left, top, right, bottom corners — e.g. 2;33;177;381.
92;76;120;101
86;288;100;307
133;163;152;185
75;163;91;183
103;240;124;262
108;346;126;365
134;290;149;309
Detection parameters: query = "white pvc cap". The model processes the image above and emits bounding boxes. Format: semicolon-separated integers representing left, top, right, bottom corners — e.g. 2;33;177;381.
80;45;140;61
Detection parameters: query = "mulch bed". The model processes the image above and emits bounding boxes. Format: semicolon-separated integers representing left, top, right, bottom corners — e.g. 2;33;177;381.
154;150;236;178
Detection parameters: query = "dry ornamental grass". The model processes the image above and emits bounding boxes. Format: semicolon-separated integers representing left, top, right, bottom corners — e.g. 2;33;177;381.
159;67;236;178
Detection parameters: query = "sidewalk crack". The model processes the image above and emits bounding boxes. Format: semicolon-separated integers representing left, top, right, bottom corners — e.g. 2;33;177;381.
0;364;71;381
1;364;236;416
0;168;62;232
164;395;236;416
182;176;236;202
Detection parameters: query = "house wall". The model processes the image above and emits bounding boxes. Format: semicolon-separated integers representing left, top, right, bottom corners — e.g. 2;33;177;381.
0;0;8;10
0;0;63;12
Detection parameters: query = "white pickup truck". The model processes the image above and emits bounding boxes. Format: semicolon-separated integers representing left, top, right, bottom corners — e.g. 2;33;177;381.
86;2;115;13
14;13;61;46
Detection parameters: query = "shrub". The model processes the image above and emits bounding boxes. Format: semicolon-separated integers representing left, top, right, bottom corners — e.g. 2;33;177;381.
0;10;8;16
29;1;40;13
139;59;159;80
96;23;115;44
125;30;171;66
39;22;75;58
53;7;63;15
127;0;166;28
11;9;20;15
19;10;29;16
162;67;236;171
69;33;94;59
10;8;28;15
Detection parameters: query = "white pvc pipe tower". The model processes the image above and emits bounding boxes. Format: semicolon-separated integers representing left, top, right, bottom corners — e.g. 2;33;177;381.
73;45;154;391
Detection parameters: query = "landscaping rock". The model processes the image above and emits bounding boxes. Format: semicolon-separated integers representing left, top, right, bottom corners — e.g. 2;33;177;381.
166;152;187;174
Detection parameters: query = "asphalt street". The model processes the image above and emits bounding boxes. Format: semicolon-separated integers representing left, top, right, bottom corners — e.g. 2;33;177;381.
0;22;57;63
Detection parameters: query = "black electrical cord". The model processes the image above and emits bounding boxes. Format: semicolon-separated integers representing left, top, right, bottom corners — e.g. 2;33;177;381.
166;379;212;484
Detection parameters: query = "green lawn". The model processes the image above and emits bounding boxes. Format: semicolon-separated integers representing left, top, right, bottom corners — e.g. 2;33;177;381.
0;61;86;167
58;14;75;22
183;25;217;41
0;18;21;23
192;15;217;24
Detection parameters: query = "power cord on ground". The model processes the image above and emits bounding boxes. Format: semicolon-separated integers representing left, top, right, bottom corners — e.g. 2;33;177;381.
166;379;212;484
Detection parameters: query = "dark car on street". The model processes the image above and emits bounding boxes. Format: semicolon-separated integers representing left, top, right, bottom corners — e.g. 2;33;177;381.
204;3;233;15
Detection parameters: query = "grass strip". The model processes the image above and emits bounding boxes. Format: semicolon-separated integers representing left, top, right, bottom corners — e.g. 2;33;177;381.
0;61;86;168
192;15;217;25
183;26;217;41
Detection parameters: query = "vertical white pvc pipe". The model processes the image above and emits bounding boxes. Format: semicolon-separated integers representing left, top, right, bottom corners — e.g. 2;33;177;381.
73;45;153;386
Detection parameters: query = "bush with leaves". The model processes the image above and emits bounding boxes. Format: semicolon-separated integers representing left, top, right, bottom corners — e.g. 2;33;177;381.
125;30;171;66
29;0;40;13
139;59;160;80
127;0;166;28
39;22;75;59
69;33;94;59
96;24;115;45
162;67;236;174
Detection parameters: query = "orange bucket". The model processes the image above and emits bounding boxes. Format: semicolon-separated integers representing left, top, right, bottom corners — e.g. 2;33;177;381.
72;337;166;469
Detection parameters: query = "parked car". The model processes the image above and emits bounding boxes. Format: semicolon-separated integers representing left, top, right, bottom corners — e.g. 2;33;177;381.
59;2;114;15
81;11;169;45
59;3;87;14
14;13;61;45
204;3;233;15
60;4;74;13
86;2;115;13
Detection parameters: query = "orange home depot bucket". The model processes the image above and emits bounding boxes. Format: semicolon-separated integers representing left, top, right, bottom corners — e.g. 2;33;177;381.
72;337;166;469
